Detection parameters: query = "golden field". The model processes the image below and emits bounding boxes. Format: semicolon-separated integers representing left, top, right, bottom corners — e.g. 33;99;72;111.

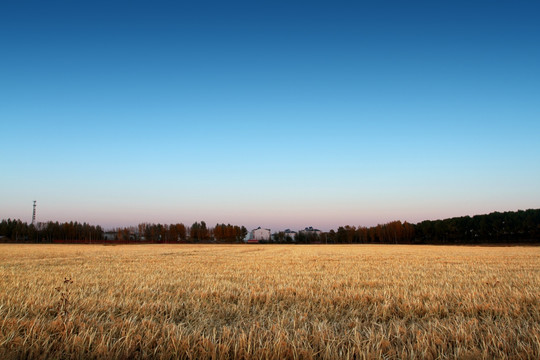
0;244;538;359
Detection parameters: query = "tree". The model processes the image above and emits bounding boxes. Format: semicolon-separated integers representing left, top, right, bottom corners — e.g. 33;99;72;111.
190;221;209;242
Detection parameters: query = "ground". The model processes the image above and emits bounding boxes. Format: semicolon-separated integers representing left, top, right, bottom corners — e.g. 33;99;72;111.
0;244;538;359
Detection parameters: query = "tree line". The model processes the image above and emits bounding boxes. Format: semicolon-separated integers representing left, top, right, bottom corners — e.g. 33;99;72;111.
0;219;248;244
413;209;540;243
323;209;539;244
116;222;248;243
260;209;540;245
1;209;539;244
0;220;104;242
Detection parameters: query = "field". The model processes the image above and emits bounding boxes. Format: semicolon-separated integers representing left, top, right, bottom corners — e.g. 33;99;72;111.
0;244;539;359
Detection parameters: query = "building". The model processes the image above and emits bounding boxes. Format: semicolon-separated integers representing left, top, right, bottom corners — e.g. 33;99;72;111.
284;229;297;241
245;227;271;243
103;232;117;241
300;226;322;236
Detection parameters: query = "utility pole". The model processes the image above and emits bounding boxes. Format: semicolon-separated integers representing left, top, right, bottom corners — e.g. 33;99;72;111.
31;200;36;226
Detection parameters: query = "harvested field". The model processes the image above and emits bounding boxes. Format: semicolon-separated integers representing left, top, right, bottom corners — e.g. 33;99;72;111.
0;244;539;359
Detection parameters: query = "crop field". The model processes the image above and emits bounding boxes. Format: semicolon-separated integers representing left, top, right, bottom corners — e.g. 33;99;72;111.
0;244;539;359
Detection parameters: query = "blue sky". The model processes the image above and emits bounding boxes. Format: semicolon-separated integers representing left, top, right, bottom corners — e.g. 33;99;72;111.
1;1;539;231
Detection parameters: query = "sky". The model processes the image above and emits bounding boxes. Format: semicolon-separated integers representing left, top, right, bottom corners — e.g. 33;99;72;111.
1;1;539;231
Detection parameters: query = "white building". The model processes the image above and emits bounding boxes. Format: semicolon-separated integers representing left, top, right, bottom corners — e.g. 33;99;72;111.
245;227;271;243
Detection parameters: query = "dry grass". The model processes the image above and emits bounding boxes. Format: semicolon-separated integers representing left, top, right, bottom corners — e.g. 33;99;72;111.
0;244;538;359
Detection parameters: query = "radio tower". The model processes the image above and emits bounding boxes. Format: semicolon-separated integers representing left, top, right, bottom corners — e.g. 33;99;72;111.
31;200;36;226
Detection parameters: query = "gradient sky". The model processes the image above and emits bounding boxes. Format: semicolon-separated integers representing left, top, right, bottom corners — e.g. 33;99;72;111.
1;1;539;231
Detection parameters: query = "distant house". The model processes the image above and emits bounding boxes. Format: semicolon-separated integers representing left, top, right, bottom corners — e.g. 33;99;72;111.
103;232;116;241
300;227;322;236
284;229;297;241
245;227;271;243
